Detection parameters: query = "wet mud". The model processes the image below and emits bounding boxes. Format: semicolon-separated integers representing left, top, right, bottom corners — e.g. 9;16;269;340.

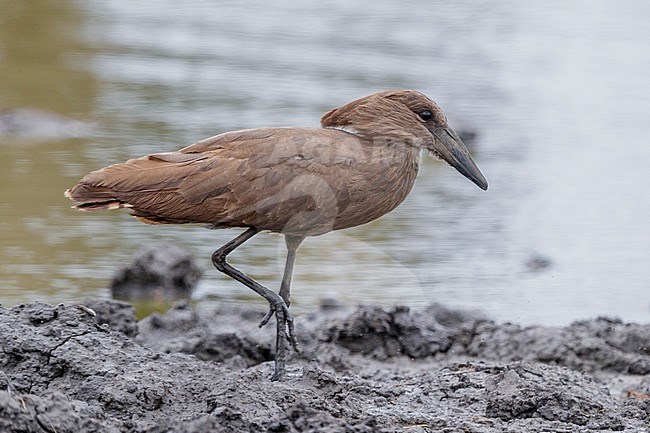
1;300;648;432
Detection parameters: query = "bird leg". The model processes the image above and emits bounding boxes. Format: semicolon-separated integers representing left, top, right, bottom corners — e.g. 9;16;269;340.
259;235;304;351
280;235;304;305
211;227;297;380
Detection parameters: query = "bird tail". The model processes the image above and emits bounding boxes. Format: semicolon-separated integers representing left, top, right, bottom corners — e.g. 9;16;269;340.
64;156;164;212
64;183;134;212
64;151;207;213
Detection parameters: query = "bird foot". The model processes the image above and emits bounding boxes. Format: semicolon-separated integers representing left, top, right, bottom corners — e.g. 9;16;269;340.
270;366;285;382
259;300;299;353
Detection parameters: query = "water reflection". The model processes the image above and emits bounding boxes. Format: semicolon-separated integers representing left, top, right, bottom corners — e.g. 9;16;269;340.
1;0;649;325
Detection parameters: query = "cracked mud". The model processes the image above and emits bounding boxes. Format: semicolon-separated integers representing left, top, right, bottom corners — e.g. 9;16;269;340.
1;300;649;432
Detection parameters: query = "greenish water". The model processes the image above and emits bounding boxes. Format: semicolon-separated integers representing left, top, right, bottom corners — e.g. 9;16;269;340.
1;0;649;324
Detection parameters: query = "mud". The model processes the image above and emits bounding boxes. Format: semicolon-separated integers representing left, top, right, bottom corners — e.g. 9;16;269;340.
1;300;648;432
110;244;203;301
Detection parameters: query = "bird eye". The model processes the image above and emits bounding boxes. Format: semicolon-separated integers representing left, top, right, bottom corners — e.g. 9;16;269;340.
419;110;432;121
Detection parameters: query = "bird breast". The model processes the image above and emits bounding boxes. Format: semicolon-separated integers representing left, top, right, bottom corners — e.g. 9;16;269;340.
329;139;421;233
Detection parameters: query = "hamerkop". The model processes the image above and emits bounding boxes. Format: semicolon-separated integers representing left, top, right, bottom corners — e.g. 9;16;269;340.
66;90;488;380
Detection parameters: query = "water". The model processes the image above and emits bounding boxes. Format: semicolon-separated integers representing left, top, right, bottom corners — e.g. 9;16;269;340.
1;0;649;325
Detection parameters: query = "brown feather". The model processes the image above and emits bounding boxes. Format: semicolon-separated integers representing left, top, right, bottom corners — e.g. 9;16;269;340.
66;90;481;236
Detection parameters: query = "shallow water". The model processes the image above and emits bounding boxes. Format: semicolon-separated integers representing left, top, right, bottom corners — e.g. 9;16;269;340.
1;0;649;325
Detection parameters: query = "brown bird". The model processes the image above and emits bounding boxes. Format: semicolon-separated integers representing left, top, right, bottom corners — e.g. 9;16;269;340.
65;90;487;380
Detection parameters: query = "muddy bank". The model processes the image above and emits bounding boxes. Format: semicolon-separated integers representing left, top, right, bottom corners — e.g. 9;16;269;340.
1;300;648;432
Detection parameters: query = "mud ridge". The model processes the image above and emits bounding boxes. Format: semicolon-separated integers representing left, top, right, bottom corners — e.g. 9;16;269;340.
1;300;648;432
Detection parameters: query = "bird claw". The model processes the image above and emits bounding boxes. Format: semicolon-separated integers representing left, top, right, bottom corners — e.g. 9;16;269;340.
259;307;274;328
259;301;299;353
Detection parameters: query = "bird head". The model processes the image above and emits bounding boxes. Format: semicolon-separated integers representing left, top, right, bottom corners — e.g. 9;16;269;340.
321;90;488;191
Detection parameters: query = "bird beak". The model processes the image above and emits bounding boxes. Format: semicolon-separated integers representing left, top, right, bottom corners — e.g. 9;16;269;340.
431;126;488;191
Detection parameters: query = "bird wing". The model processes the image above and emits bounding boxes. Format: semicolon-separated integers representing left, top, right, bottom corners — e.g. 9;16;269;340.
66;127;368;234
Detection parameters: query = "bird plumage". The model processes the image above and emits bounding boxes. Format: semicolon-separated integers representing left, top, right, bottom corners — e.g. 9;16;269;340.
65;90;487;380
66;92;439;236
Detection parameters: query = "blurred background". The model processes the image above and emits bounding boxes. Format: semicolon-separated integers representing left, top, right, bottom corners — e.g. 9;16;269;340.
1;0;649;324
